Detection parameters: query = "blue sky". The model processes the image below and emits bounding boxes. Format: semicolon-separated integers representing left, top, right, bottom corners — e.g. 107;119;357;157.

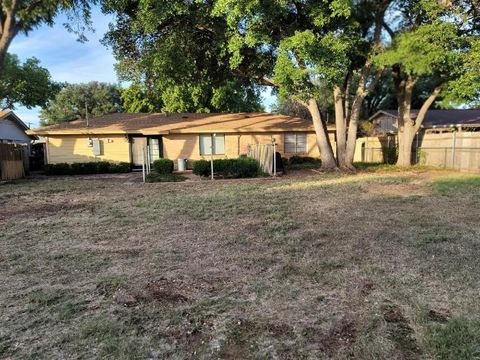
9;6;275;128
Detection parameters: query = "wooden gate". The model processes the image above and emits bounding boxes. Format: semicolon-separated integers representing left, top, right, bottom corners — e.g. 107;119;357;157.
247;143;275;175
0;143;26;180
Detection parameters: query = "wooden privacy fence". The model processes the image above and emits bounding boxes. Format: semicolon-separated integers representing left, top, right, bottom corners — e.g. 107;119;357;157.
356;132;480;172
247;143;276;175
0;143;26;180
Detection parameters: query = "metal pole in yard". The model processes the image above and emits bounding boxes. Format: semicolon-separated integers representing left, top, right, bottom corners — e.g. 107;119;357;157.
273;138;277;177
146;145;151;175
452;130;457;169
210;134;215;180
142;147;146;183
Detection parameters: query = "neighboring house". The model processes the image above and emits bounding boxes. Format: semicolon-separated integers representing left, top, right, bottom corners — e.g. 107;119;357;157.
27;112;334;168
0;111;34;150
369;109;480;133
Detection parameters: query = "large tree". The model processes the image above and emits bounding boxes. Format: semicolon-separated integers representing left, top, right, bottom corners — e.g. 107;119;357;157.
0;0;95;69
0;53;59;110
39;81;122;125
102;0;264;114
376;0;480;166
212;0;389;169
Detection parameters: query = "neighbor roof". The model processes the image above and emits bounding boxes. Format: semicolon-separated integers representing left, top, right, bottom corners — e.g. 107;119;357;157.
369;109;480;128
0;110;30;131
27;112;323;136
0;110;37;139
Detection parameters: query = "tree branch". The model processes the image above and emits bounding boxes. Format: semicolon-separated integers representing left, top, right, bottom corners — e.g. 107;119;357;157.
414;85;442;132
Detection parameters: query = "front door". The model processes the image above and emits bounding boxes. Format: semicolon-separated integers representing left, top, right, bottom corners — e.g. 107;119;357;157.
131;137;147;167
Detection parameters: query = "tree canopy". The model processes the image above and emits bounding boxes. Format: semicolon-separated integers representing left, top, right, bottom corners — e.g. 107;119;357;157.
0;0;95;70
374;0;480;166
39;82;122;125
101;0;479;169
102;0;264;113
0;53;59;110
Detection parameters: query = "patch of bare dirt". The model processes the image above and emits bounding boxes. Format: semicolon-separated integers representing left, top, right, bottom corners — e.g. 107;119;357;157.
114;277;215;307
382;303;421;358
0;202;91;223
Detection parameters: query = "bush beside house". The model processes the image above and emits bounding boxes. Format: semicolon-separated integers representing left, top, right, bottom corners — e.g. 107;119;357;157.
283;156;322;170
193;158;260;178
152;159;174;174
45;162;130;175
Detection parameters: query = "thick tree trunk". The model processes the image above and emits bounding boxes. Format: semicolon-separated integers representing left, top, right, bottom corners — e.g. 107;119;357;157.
334;86;347;168
0;0;20;70
344;99;363;168
394;73;442;167
307;98;338;169
397;123;415;166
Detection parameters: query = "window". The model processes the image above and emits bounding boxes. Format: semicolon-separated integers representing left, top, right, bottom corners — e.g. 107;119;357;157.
284;133;307;153
199;134;225;155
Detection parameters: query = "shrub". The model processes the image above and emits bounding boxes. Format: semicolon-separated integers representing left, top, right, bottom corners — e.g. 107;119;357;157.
109;162;131;173
71;162;97;174
146;172;187;183
45;161;131;175
192;157;259;178
45;163;71;175
152;159;174;174
95;161;111;173
192;160;211;177
286;156;321;169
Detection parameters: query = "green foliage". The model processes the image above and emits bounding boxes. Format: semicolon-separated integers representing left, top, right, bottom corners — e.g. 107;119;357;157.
102;0;264;113
40;82;122;126
375;22;463;77
152;159;174;175
146;173;187;183
44;163;71;176
45;161;131;175
120;83;158;113
192;158;259;178
285;156;322;170
0;53;60;110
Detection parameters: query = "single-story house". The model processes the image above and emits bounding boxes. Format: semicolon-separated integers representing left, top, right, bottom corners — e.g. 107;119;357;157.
369;109;480;133
27;112;334;168
0;111;35;151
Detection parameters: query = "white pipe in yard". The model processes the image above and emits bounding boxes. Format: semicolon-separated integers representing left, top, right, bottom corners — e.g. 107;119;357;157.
210;134;215;180
142;147;146;183
146;145;151;174
273;141;277;177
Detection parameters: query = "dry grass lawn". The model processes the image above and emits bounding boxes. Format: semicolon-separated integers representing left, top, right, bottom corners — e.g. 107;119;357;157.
1;168;480;359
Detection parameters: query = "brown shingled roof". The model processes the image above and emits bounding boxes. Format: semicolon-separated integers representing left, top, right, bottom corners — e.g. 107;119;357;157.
27;112;323;136
370;109;480;128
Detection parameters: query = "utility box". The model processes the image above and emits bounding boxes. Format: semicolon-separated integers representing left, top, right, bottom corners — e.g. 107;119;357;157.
92;139;102;156
177;158;187;172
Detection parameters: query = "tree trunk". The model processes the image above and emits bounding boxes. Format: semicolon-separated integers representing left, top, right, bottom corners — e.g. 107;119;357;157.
0;1;20;70
394;73;442;167
307;98;337;169
334;86;347;168
344;99;363;168
397;122;415;166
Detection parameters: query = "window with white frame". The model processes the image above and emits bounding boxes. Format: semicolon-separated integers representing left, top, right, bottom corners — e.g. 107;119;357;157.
284;133;307;153
199;134;225;155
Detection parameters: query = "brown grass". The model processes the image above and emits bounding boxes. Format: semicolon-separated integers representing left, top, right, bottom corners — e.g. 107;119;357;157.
1;169;479;359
